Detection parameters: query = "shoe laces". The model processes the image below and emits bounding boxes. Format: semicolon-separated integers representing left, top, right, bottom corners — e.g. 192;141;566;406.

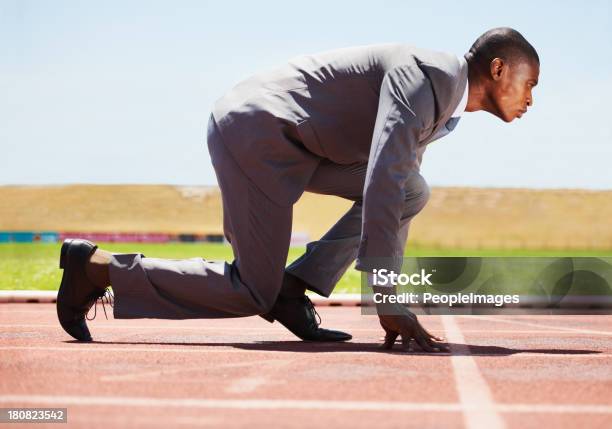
86;288;114;321
304;296;321;327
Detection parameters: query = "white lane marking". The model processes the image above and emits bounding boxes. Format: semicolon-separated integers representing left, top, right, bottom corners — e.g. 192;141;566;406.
0;395;611;414
466;315;612;336
1;395;461;411
442;315;505;429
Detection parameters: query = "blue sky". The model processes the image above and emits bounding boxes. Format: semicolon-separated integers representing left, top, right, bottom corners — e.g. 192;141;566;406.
1;0;610;189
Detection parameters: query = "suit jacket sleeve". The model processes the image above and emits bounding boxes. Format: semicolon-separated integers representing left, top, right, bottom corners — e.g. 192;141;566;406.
354;65;434;273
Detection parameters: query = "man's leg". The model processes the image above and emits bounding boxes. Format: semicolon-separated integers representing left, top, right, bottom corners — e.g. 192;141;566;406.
107;120;293;319
65;125;292;328
58;116;350;342
281;160;366;297
285;161;430;297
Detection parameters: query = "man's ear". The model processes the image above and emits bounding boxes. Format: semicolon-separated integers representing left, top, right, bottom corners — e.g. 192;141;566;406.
490;57;505;81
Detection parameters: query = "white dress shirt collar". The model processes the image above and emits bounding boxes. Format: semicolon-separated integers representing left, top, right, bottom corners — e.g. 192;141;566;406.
450;56;469;118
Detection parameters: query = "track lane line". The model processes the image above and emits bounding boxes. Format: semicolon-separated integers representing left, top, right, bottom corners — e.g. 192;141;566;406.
0;395;611;414
442;315;505;429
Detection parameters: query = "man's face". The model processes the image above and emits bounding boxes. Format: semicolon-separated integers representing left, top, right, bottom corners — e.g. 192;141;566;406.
490;58;540;122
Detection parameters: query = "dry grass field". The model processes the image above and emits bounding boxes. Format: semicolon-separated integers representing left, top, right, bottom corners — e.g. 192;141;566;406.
1;185;611;250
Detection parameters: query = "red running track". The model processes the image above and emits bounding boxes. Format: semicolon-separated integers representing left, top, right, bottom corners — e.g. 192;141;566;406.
0;304;611;429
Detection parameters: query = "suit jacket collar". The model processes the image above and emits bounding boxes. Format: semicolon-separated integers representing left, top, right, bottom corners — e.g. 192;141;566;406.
420;55;469;145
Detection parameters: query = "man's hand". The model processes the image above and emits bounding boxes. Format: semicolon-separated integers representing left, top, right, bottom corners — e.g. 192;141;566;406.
377;304;449;353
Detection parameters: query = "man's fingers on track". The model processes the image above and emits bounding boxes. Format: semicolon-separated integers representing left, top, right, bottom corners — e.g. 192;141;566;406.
417;326;448;351
418;326;446;350
420;325;444;342
415;335;438;353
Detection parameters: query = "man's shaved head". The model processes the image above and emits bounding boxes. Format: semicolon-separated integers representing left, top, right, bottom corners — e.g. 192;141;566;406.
465;27;540;122
466;27;539;76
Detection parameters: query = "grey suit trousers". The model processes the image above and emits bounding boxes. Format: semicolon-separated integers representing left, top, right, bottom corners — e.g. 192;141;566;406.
109;117;430;319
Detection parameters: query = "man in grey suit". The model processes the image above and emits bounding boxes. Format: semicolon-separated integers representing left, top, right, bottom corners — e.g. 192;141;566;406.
57;27;539;351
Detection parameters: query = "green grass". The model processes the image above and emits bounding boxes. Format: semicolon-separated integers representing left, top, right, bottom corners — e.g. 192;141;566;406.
1;242;611;293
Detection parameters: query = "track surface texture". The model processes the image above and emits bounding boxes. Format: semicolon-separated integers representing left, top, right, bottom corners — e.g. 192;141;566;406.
1;304;611;428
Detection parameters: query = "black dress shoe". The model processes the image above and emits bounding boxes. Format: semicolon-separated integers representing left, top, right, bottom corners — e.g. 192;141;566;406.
56;239;108;341
262;295;352;342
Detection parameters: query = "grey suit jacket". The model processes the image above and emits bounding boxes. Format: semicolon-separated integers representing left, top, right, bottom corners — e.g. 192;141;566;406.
211;44;468;272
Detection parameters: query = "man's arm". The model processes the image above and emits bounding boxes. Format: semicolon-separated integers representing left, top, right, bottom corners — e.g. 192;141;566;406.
355;65;447;353
355;65;434;273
